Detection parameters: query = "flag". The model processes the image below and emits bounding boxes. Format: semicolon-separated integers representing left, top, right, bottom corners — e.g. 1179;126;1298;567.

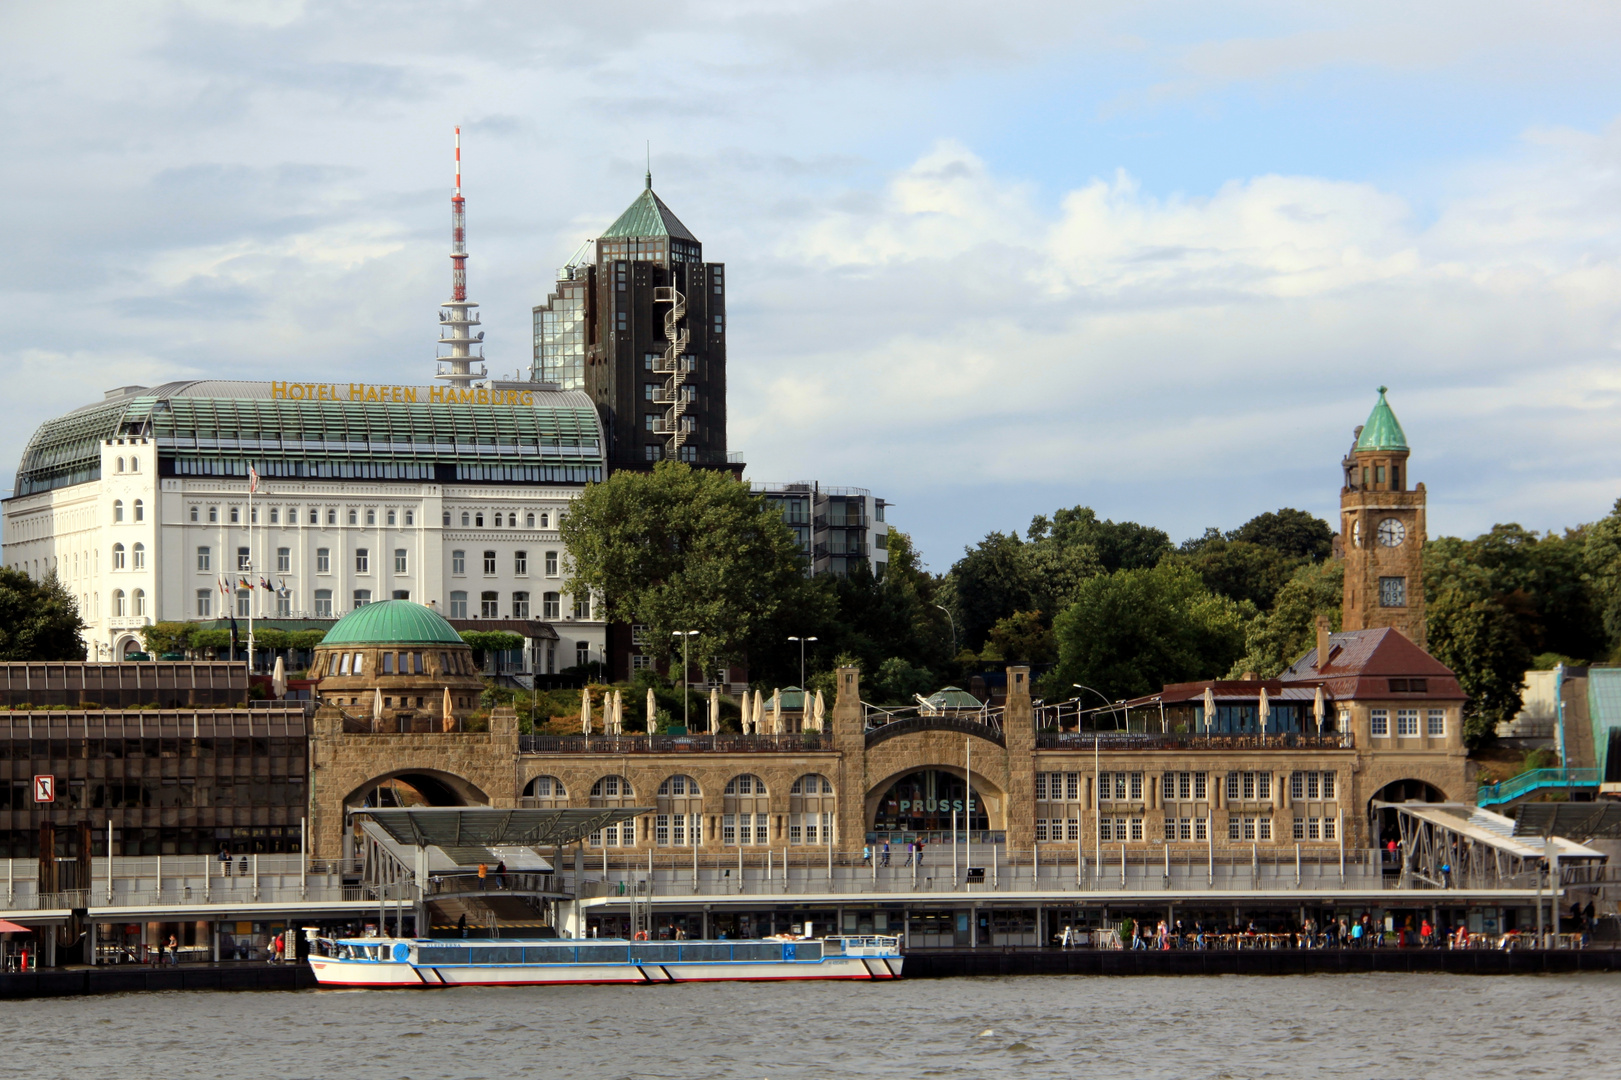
260;576;273;592
218;575;228;596
238;576;251;591
277;578;289;597
247;466;260;493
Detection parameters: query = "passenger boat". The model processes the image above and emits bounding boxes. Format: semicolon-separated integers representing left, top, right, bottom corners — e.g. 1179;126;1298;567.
306;934;903;988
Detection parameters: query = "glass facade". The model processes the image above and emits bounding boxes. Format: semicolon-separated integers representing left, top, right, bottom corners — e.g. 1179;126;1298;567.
533;274;590;390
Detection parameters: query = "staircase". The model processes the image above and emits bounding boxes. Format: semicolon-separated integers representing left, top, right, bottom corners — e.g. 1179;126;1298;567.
1475;768;1600;808
427;893;550;936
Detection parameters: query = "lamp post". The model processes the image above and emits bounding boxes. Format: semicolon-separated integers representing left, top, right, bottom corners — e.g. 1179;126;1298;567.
673;630;698;731
1072;683;1116;731
934;604;958;656
787;635;818;689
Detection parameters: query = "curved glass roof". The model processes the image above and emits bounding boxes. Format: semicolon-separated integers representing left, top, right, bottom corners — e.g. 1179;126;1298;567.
13;380;605;497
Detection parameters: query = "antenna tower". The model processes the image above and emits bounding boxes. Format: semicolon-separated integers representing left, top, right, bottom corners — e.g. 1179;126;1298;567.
435;126;486;387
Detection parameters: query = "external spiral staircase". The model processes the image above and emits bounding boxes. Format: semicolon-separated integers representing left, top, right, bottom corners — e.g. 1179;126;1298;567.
651;285;692;459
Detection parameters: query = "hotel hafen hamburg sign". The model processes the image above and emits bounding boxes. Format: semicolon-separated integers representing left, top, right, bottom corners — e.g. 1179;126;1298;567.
270;381;542;406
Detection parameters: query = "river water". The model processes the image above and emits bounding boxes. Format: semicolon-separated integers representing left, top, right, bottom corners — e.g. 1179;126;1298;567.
8;974;1614;1079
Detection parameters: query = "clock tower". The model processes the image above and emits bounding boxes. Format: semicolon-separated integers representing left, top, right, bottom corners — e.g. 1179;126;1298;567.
1340;387;1427;647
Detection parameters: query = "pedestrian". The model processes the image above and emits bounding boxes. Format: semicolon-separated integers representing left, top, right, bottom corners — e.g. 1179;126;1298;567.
863;844;872;866
904;842;914;867
274;932;286;963
167;933;179;966
478;862;488;890
495;860;507;889
915;839;925;866
1420;918;1433;948
1060;925;1073;949
1351;920;1364;948
881;841;891;867
457;913;468;939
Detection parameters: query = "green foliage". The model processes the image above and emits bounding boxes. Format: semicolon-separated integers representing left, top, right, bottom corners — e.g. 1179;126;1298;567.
0;569;87;661
560;461;808;673
1046;562;1249;702
459;631;525;662
1168;539;1304;611
1426;586;1532;748
871;657;936;705
986;611;1056;665
141;622;196;656
1228;561;1344;678
1028;506;1173;575
1228;508;1335;561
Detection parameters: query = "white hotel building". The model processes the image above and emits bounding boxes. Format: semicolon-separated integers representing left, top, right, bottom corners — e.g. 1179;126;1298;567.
2;379;607;672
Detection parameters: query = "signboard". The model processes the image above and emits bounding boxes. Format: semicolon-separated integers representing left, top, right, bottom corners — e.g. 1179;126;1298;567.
33;775;54;803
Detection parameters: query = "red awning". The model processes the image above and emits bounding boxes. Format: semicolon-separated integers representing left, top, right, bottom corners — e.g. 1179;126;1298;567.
0;919;35;934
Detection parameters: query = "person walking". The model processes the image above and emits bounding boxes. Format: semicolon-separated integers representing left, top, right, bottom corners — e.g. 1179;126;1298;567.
457;913;468;939
167;934;179;966
881;841;891;867
904;842;914;867
495;860;507;889
477;862;488;890
863;844;872;867
915;839;926;866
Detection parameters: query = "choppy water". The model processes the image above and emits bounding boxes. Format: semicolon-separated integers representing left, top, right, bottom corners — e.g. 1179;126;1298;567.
7;974;1615;1079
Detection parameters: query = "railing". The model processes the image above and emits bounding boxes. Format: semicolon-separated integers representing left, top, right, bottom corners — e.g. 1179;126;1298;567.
1475;767;1601;807
519;733;833;754
426;873;558;896
1035;731;1355;751
866;714;1006;749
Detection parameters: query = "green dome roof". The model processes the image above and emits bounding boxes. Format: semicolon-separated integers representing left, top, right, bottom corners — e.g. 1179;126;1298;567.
319;600;465;646
1355;386;1409;452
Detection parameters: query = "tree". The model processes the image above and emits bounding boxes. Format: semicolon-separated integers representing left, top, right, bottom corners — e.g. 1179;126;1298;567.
1045;562;1250;703
1229;508;1335;561
1426;587;1532;747
1169;538;1304;611
460;630;525;667
559;461;808;674
871;657;936;704
1227;560;1344;678
0;569;86;661
141;622;197;657
1029;506;1172;574
986;610;1056;665
943;531;1037;651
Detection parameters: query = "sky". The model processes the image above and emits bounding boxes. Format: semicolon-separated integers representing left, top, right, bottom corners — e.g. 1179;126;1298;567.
5;1;1621;573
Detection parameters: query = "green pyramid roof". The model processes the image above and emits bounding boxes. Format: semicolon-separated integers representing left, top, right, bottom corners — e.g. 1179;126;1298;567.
1355;386;1409;452
319;600;465;646
600;179;698;242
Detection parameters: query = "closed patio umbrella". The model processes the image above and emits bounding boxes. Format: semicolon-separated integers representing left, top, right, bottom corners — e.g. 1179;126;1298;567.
1258;686;1270;734
753;689;765;734
771;688;782;734
372;687;383;731
1313;685;1325;735
647;687;657;736
709;686;720;735
813;689;826;732
1203;686;1216;734
580;687;592;735
614;689;625;735
271;655;286;700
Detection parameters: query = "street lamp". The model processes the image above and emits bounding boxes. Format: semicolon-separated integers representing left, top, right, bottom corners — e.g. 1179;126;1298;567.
1073;683;1120;731
934;604;958;655
673;630;698;732
787;635;818;689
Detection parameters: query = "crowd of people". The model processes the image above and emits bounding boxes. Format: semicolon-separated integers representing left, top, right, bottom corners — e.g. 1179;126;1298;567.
1050;907;1601;950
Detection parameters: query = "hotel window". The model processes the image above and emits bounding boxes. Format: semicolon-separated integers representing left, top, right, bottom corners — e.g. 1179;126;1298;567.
483;551;496;575
190;506;199;522
112;589;125;616
367;509;376;526
209;506;219;523
1397;709;1420;737
277;548;290;573
316;548;330;573
461;512;471;526
405;510;414;526
449;591;468;618
394;549;408;574
308;509;318;525
577;642;590;667
314;590;332;617
574;595;591;619
347;509;357;525
197;547;211;572
355;549;369;573
325;509;335;525
275;594;290;616
112;544;126;570
132;543;145;570
133;500;144;522
269;508;279;525
512;592;529;618
543;592;560;619
443;511;451;526
230;507;240;524
235;547;249;571
480;591;498;618
386;510;396;526
476;513;484;527
452;550;466;575
196;590;211;617
514;551;527;575
494;513;503;527
545;551;559;576
250;506;258;524
353;589;372;607
236;589;251;617
539;512;550;528
113;500;124;523
1427;709;1446;737
1370;709;1389;737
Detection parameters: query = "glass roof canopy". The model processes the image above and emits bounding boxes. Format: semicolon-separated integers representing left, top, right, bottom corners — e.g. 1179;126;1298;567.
14;380;606;496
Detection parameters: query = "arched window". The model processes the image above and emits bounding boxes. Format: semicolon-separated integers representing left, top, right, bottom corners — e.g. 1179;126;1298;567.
588;775;637;847
112;589;126;617
133;499;144;522
461;511;470;526
494;512;503;527
656;776;703;846
475;513;484;527
386;509;396;526
129;457;139;473
788;774;835;845
526;513;535;528
524;775;567;802
132;543;145;570
116;457;125;473
111;543;126;570
132;589;146;617
723;775;769;845
112;500;124;523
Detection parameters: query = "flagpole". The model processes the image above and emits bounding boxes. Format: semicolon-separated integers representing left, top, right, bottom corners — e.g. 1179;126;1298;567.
246;469;256;679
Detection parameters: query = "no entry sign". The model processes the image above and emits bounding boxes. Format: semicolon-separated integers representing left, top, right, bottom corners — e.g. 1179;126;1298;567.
33;775;54;803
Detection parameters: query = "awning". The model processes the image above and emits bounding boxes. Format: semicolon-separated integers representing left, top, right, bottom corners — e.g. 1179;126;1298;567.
355;806;651;849
1382;802;1607;860
1513;801;1621;841
0;919;34;933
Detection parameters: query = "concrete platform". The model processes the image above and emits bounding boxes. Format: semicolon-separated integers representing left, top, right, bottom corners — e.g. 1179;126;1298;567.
0;962;316;999
904;946;1621;977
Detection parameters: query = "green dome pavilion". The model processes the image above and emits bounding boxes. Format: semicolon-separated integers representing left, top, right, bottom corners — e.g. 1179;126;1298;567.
319;599;465;647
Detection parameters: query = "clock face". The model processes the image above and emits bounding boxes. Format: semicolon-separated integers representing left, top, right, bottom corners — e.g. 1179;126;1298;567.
1351;519;1361;548
1377;517;1406;548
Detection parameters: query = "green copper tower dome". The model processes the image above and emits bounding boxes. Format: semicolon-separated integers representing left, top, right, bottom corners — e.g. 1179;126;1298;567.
1355;386;1409;452
318;599;465;646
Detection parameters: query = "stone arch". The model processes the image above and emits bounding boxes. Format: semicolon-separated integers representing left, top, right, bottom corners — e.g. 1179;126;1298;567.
864;763;1006;838
1368;777;1449;846
589;775;637;804
523;774;567;802
341;768;490;811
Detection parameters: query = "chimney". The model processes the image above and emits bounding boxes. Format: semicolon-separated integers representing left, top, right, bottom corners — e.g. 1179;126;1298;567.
1316;615;1332;672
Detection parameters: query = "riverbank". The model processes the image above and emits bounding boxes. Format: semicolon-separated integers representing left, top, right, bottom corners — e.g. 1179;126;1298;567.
0;962;315;998
905;946;1621;977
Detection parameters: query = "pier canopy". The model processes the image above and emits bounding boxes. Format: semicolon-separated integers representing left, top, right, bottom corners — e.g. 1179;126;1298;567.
1379;801;1608;890
357;806;650;852
1513;801;1621;840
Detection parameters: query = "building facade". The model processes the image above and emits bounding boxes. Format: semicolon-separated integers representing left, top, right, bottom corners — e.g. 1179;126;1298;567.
1341;387;1427;647
753;482;890;578
532;175;733;470
2;380;608;671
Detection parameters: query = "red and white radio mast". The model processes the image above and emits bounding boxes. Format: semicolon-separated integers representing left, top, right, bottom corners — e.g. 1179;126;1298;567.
435;126;485;387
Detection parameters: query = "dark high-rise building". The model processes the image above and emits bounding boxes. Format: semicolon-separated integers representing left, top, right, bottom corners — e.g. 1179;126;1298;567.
533;174;733;471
